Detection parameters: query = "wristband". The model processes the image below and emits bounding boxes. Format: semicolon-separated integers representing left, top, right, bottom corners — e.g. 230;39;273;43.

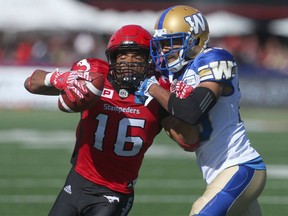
44;73;53;87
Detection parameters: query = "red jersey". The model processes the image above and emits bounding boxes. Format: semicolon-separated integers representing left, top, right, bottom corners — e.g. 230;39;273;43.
70;58;166;194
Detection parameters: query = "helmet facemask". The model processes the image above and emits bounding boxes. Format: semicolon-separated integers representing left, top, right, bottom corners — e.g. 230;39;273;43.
151;32;198;73
105;25;153;92
107;47;151;91
108;52;151;90
151;5;210;73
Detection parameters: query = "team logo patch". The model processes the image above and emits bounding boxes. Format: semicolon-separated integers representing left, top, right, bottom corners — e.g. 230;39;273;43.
102;88;114;99
103;195;120;203
184;12;207;35
75;59;91;71
63;185;72;194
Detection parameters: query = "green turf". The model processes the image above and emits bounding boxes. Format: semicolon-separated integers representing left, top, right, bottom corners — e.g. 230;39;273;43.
0;108;287;216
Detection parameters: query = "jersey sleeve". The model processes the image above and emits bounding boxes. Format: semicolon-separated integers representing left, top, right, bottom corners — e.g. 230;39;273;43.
193;47;237;83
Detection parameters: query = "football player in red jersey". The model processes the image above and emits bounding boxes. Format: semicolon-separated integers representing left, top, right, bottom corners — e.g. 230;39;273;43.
24;25;192;216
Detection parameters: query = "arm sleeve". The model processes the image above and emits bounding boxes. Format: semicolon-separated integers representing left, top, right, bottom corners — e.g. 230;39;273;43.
168;87;217;125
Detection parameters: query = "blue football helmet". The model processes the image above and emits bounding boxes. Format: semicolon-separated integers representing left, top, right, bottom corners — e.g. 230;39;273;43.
150;5;210;73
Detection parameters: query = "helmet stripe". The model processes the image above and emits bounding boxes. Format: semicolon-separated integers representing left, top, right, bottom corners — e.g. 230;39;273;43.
157;6;175;29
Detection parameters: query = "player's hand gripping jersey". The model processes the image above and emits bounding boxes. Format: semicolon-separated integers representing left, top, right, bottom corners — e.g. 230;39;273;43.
70;58;166;194
168;47;260;183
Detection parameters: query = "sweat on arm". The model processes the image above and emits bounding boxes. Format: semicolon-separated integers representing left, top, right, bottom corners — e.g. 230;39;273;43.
168;86;217;125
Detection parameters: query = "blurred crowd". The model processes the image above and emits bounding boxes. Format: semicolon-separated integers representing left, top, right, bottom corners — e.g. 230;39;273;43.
0;31;109;67
0;31;287;76
213;34;288;76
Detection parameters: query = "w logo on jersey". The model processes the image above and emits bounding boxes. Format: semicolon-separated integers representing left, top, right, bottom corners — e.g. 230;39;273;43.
210;61;236;80
184;12;207;35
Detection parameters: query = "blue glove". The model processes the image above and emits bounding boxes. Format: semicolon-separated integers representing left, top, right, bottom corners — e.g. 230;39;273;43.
135;76;159;106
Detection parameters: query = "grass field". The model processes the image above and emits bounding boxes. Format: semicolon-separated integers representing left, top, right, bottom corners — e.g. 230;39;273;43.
0;107;288;216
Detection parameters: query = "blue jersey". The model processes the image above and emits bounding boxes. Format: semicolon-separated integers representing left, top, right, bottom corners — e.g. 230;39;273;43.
166;47;263;183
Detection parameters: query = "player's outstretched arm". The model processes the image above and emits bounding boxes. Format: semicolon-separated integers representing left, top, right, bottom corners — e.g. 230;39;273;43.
24;69;92;102
24;69;59;95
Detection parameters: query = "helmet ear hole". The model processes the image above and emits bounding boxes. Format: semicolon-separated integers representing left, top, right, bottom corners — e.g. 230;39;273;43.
186;48;194;58
186;37;200;57
187;37;199;46
188;47;202;59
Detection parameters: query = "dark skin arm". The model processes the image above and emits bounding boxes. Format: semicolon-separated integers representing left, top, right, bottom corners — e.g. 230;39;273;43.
24;69;60;95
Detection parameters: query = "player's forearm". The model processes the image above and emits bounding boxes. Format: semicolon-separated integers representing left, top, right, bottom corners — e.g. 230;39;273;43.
149;84;171;111
24;70;59;95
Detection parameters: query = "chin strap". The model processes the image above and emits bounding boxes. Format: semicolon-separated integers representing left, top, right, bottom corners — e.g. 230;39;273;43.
168;58;189;73
167;49;190;73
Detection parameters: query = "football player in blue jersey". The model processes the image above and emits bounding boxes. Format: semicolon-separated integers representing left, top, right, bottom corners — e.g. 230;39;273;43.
136;5;267;216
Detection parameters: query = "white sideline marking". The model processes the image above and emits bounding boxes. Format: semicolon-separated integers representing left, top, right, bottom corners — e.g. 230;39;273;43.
0;174;287;189
0;178;205;189
0;195;288;205
0;129;194;158
0;179;63;187
244;119;288;132
0;129;75;147
0;130;288;178
267;165;288;179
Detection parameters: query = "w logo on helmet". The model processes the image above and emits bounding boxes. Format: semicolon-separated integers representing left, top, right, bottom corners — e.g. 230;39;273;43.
184;12;207;35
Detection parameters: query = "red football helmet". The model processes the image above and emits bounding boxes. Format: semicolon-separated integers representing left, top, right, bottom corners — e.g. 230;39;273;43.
105;25;153;90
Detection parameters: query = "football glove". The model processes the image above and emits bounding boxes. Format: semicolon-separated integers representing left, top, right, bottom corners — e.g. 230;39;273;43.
44;69;92;102
158;76;171;91
135;76;159;106
171;81;194;99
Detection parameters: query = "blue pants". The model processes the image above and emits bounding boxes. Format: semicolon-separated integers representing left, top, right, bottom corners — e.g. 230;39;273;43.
190;165;266;216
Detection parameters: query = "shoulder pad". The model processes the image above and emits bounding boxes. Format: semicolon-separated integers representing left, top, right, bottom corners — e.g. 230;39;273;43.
193;47;236;82
71;58;109;75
